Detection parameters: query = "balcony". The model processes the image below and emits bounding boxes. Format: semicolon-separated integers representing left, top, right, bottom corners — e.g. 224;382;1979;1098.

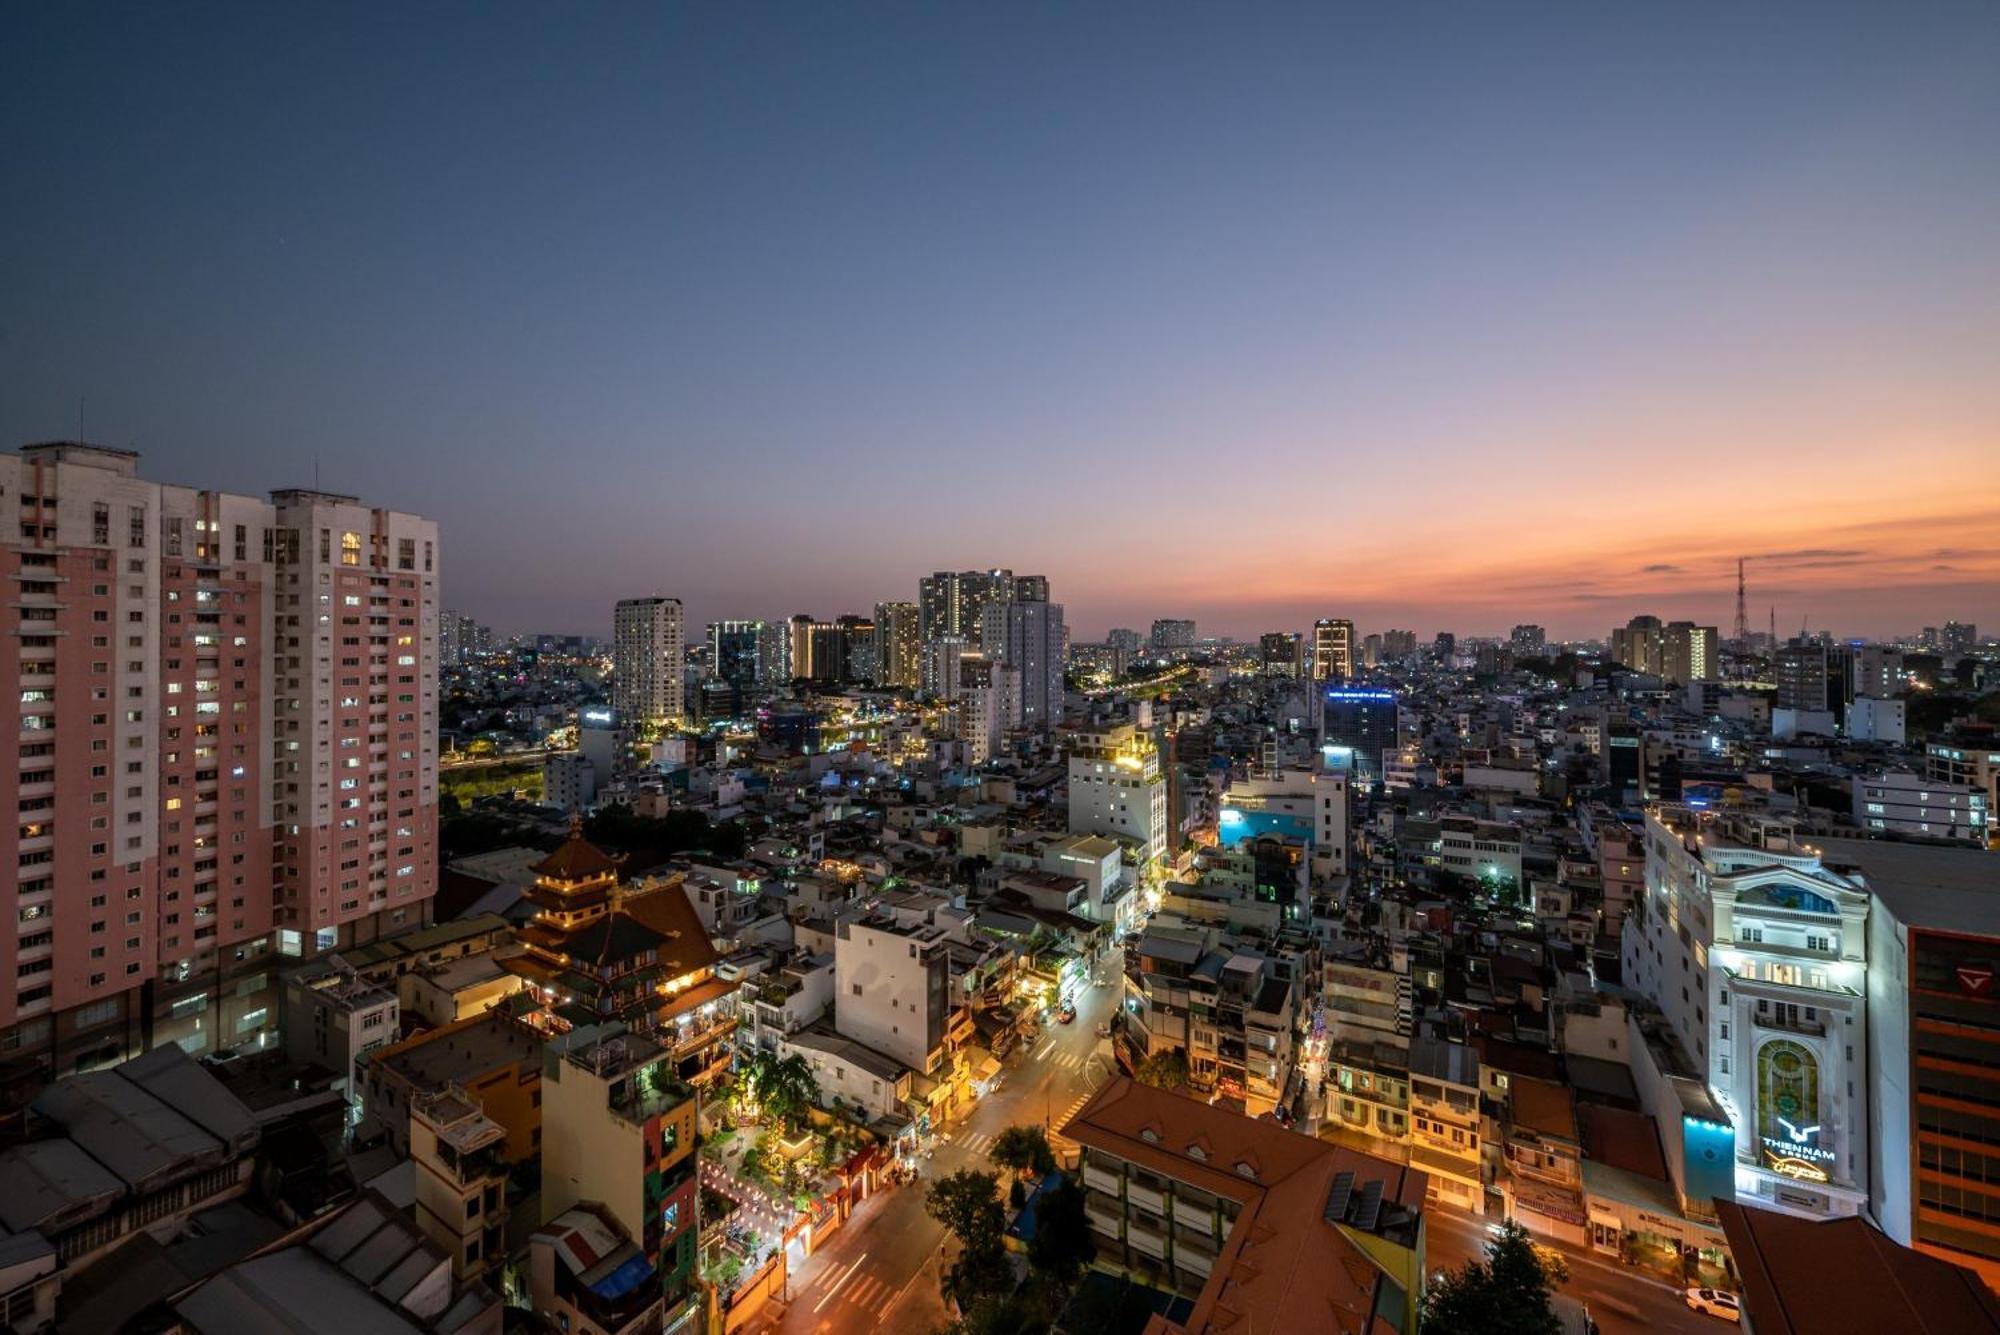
1126;1216;1168;1260
1172;1196;1216;1236
1127;1179;1165;1215
1083;1163;1123;1197
1085;1198;1125;1239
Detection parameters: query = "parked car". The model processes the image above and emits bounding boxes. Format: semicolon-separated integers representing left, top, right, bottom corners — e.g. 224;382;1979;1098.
1684;1287;1741;1323
1057;1001;1077;1024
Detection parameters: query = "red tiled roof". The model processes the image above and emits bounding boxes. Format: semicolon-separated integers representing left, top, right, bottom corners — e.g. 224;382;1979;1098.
1717;1199;2000;1335
1061;1077;1427;1335
531;822;622;882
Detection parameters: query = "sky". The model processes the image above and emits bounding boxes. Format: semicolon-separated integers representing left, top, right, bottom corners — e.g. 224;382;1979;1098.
4;3;1998;642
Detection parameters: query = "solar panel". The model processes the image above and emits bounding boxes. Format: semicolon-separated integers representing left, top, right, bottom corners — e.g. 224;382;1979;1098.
1352;1179;1384;1233
1324;1170;1355;1224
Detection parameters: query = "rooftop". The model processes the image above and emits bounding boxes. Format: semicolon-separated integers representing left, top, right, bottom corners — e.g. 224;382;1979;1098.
1717;1199;2000;1334
1819;836;2000;937
371;1010;542;1092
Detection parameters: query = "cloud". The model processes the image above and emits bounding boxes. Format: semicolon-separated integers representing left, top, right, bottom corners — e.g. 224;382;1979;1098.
1932;563;1959;572
1753;548;1866;561
1640;563;1683;574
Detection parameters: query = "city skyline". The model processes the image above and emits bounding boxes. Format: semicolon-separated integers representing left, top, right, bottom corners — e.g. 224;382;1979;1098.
5;4;1997;640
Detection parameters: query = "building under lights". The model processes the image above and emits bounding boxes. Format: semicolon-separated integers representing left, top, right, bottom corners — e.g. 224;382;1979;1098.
1319;686;1399;783
503;819;736;1089
1066;723;1168;869
1624;804;1873;1221
1311;617;1354;680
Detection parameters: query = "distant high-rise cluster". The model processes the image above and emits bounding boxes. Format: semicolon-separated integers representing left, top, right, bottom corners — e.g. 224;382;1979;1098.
440;608;493;666
1609;614;1719;685
1150;618;1196;651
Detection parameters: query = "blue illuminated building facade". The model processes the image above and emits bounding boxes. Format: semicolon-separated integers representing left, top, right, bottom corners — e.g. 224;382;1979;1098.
1319;687;1398;782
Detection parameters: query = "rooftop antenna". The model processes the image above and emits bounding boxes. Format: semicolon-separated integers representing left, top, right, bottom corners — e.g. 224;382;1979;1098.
1768;605;1775;648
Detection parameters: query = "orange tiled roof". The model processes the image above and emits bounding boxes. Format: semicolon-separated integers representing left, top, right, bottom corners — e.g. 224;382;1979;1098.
621;880;721;979
531;819;622;882
1718;1199;2000;1334
1061;1077;1428;1335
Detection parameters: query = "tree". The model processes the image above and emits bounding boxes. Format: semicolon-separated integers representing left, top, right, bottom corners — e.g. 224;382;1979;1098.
1420;1221;1562;1335
926;1171;1012;1311
1026;1179;1094;1283
927;1170;1006;1251
1134;1048;1191;1092
990;1125;1057;1178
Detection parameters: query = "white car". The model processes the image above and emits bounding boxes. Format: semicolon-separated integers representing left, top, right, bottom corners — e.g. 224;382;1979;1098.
1684;1287;1741;1322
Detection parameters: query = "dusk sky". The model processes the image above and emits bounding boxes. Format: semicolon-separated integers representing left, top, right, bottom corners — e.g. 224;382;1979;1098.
4;4;1997;641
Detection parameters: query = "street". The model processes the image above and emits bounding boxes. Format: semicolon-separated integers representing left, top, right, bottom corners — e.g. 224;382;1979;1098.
753;947;1723;1335
1425;1209;1718;1335
761;949;1126;1335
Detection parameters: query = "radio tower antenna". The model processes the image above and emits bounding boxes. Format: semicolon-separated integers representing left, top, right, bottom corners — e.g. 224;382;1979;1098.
1733;557;1750;647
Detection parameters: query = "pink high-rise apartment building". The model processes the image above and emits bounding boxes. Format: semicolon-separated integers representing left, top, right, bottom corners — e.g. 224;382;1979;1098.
2;443;439;1092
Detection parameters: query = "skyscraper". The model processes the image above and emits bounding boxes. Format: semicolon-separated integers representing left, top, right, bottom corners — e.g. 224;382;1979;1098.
873;600;921;689
1;442;440;1080
787;613;814;682
708;619;762;689
1150;619;1196;651
918;569;1016;650
1259;631;1304;678
1311;618;1354;680
1509;624;1547;655
1659;621;1720;685
980;598;1065;729
612;597;684;726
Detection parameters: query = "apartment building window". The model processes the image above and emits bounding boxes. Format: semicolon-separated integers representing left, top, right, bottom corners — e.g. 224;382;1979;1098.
93;502;110;544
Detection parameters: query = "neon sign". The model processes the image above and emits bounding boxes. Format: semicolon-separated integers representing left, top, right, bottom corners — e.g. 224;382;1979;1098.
1764;1151;1829;1182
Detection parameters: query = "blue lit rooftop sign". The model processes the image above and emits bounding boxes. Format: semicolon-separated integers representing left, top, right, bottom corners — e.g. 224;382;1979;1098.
1324;688;1396;703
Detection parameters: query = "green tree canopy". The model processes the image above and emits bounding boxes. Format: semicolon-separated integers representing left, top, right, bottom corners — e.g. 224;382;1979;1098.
990;1124;1058;1177
1420;1221;1563;1335
1133;1048;1191;1092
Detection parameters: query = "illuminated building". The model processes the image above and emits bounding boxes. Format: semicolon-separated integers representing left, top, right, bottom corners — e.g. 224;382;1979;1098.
0;442;440;1088
1625;805;1872;1219
923;634;973;700
1659;621;1720;685
786;612;813;680
613;596;685;727
1310;618;1353;680
1940;620;1977;656
1852;771;1988;843
1509;623;1546;655
1066;724;1167;868
1219;766;1348;879
1612;615;1718;684
980;596;1064;728
1150;618;1196;651
1610;615;1665;674
955;653;1015;766
919;569;1024;651
541;1024;701;1328
1106;627;1143;655
709;619;763;688
1926;735;2000;822
1063;1077;1428;1332
1851;838;2000;1290
1258;631;1304;678
504;820;736;1088
1774;640;1830;712
873;599;922;689
1318;687;1399;783
833;906;974;1127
